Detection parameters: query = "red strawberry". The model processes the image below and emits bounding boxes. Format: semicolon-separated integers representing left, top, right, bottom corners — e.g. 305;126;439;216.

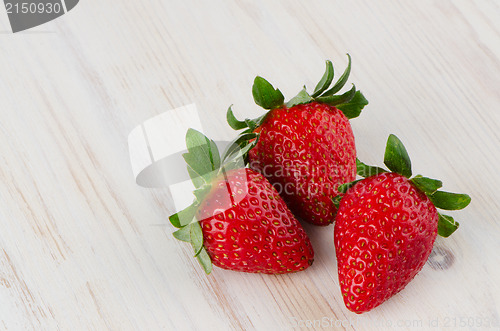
335;172;438;313
249;102;356;226
169;129;313;274
334;135;471;313
198;168;313;273
227;55;368;225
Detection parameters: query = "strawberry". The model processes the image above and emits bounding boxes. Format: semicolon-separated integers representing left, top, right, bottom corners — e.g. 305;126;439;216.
169;129;314;274
197;167;314;273
248;102;356;226
227;55;368;225
334;135;471;313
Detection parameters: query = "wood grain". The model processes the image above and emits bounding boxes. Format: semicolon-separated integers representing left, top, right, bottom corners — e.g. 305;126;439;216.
0;0;499;330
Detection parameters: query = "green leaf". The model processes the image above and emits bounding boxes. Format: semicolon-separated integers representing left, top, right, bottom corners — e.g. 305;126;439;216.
221;133;257;162
173;225;192;242
190;222;204;257
322;54;351;96
286;87;313;108
183;154;213;184
411;175;443;195
336;91;369;119
183;129;221;185
209;139;221;170
187;165;205;189
183;129;214;182
252;76;285;110
226;105;248;130
316;84;356;107
384;134;412;177
196;247;213;274
185;128;210;155
337;179;361;193
312;60;334;98
437;213;459;237
429;191;471;210
238;138;258;157
172;129;216;275
169;203;198;228
356;158;386;178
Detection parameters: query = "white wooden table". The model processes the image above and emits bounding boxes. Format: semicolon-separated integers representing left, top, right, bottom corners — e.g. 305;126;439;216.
0;1;499;330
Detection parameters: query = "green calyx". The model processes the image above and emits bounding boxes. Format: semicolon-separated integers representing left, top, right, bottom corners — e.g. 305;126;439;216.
348;134;471;238
226;55;369;135
288;54;369;118
168;128;258;274
252;76;285;110
384;134;412;178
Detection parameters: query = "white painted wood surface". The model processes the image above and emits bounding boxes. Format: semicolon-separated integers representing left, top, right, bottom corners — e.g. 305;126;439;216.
0;1;499;330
